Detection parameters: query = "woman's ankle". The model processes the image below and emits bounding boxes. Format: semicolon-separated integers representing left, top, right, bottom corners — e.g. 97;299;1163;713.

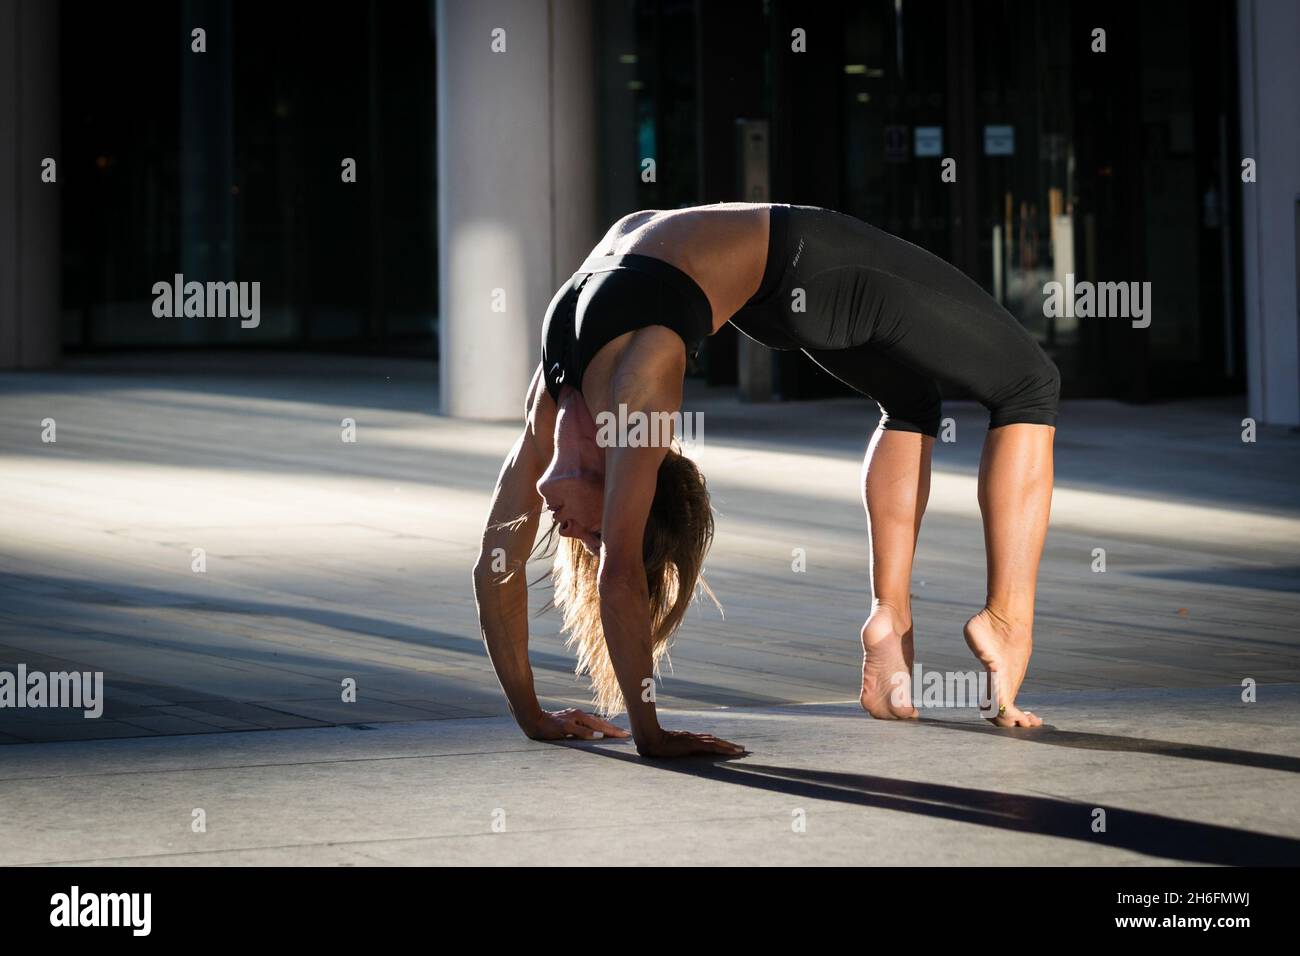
971;603;1032;641
868;600;912;636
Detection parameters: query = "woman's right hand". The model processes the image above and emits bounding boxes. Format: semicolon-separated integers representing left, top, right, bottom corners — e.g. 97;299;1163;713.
636;729;748;759
523;707;631;741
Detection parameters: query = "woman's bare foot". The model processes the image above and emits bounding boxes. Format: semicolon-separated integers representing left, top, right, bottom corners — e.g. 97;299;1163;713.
963;607;1042;727
860;607;918;719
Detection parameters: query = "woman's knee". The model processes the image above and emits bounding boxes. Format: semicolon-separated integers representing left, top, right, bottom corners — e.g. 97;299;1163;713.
879;382;943;438
988;357;1060;429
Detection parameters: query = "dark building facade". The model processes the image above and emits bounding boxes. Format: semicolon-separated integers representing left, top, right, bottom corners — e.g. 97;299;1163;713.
3;0;1295;423
599;0;1246;406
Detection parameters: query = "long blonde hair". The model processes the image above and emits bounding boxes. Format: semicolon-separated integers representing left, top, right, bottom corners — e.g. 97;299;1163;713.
539;444;717;714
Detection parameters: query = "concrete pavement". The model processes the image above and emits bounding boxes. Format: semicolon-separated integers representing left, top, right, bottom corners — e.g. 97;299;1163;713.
3;688;1298;866
1;353;1297;865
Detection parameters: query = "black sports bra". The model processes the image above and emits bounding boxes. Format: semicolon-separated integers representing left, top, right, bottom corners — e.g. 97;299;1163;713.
540;252;714;402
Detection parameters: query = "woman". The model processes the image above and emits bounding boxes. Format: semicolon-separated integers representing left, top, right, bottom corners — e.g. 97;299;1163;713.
472;202;1058;758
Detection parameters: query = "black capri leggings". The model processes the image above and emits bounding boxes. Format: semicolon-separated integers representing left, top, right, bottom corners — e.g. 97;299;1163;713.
730;205;1061;437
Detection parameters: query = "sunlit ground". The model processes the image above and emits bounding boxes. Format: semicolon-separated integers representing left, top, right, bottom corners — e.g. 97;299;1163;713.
1;353;1297;864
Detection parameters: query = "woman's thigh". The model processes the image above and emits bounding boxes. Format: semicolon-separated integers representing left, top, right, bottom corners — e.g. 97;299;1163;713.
803;344;943;438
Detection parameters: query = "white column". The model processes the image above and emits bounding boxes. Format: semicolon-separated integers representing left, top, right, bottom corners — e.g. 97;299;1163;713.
1237;0;1300;426
436;0;598;420
0;0;61;369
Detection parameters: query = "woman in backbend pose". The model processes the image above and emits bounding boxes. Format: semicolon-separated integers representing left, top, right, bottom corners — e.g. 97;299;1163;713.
472;203;1058;758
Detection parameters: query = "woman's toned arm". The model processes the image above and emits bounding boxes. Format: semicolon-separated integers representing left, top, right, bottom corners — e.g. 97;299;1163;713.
595;342;746;758
472;366;629;741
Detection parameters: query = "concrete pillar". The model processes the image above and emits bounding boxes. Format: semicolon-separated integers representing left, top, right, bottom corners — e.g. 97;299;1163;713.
0;0;61;369
1237;0;1300;426
436;0;599;419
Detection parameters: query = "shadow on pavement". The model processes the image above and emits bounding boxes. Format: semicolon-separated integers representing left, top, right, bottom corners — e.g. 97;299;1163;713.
921;718;1300;774
577;746;1300;865
1130;564;1300;593
0;571;793;715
